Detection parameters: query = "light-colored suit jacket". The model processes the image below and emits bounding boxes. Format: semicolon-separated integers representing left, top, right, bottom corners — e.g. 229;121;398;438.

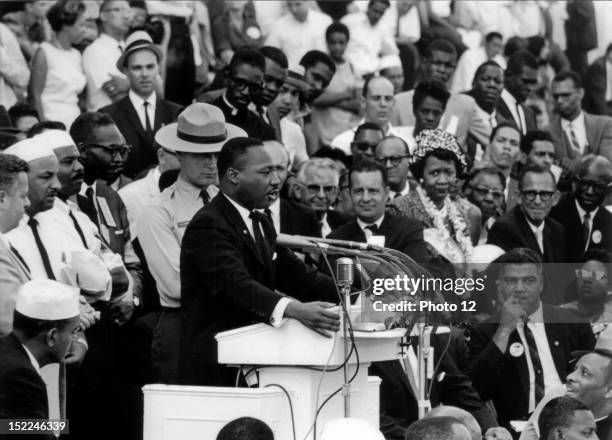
390;90;490;149
550;112;612;164
0;236;30;336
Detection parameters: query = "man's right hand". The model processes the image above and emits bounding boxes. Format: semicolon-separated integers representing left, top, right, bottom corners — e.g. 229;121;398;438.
284;301;341;338
499;297;526;331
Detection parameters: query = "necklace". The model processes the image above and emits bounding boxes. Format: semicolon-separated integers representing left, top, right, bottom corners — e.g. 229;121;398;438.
416;185;473;261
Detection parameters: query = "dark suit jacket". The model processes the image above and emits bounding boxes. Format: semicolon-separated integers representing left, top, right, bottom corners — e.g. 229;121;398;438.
467;305;595;429
584;57;612;116
549;113;612;164
371;329;497;440
179;193;339;386
326;209;351;234
496;97;537;135
550;193;612;261
487;206;567;263
0;333;49;423
210;95;275;140
99;95;183;178
327;214;430;263
279;198;320;237
566;0;597;53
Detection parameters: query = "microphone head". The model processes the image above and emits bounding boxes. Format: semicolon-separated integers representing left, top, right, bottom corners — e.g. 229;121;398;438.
336;257;354;288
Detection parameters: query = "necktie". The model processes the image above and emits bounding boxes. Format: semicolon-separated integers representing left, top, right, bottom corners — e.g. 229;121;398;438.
515;103;524;134
143;101;153;143
69;210;88;248
522;319;545;405
27;217;55;280
583;211;591;247
535;227;544;254
200;189;210;206
249;210;274;261
569;122;582;154
365;224;379;234
81;187;99;228
9;244;30;275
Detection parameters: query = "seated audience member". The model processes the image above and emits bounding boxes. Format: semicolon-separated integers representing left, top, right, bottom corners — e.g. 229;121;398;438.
328;159;429;262
100;30;183;178
463;165;506;244
405;416;472;440
349;122;385;163
550;70;612;165
550;155;612;261
538;396;597;440
252;46;288;124
216;417;274;440
379;55;405;95
392;39;490;150
467;248;595;431
26;120;66;138
411;79;451;142
561;249;612;327
331;76;413;155
375;136;413;200
294;158;349;237
8;103;39;133
487;164;567;263
320;418;385;440
335;170;355;217
424;406;511;440
310;22;361;150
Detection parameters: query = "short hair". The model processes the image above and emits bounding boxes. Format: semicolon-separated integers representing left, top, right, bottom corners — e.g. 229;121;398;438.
368;0;390;8
362;75;394;98
405;416;464;440
425;39;457;59
377;135;410;155
129;0;147;9
489;121;521;143
312;146;351;170
217;137;263;179
299;50;336;74
258;46;288;69
0;153;28;194
539;396;590;440
582;248;612;265
410;148;464;181
26;120;67;138
326;22;350;41
518;162;556;191
495;247;543;278
485;32;503;43
348;158;388;188
506;50;538;76
296;157;340;185
47;0;86;33
354;122;384;140
12;310;72;340
228;48;266;76
463;164;507;192
8;103;39;127
425;406;481;440
216;417;273;440
574;154;612;182
413;79;450;112
552;70;583;89
504;36;529;58
69;112;118;145
520;130;554;154
473;61;503;83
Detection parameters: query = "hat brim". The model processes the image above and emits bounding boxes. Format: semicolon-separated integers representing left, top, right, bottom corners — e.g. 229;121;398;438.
155;122;247;153
285;77;310;93
116;44;164;71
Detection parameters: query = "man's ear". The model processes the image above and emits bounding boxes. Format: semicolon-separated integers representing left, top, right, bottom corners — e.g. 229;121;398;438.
226;167;240;185
0;189;7;211
551;190;561;207
46;328;57;348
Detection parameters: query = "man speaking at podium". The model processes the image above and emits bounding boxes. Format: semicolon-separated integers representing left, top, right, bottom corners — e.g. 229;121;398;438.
179;137;341;386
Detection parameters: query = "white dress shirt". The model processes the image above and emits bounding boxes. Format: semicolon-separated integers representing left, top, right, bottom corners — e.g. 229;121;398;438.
119;167;161;238
388;182;410;201
280;117;309;168
223;193;290;327
267;198;281;234
451;47;506;94
501;88;527;134
82;33;126;111
526;219;545;254
575;200;598;251
0;22;29;108
357;215;385;239
128;90;156;131
561;112;588;155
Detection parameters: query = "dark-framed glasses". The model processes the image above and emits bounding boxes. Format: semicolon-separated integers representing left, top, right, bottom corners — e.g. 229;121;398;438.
375;155;409;167
575;177;612;193
520;190;554;202
351;142;376;154
231;76;263;93
575;269;608;281
83;143;131;158
303;184;338;197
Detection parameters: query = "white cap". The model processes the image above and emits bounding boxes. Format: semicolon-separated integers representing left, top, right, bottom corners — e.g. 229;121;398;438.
379;55;402;71
69;250;111;294
15;280;80;320
35;130;76;151
320;418;385;440
4;136;55;162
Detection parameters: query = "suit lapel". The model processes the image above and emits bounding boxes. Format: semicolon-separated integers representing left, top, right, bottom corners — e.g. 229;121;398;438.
1;238;30;281
542;306;566;378
347;220;366;242
514;208;542;254
154;97;169;132
583;113;597;153
121;97;148;142
507;329;531;400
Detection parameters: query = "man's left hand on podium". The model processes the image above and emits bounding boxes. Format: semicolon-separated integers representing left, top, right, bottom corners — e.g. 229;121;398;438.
284;301;341;338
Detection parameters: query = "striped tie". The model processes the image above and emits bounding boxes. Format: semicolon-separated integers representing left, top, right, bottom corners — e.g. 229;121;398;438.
523;319;545;405
569;122;582;154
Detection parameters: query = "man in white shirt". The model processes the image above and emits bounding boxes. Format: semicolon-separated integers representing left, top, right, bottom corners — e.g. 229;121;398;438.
375;136;412;200
265;0;332;67
341;0;398;78
451;32;505;94
82;0;131;111
0;22;29;109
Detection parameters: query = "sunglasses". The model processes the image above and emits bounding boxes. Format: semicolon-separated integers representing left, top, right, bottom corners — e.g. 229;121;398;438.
376;155;409;167
231;76;263;93
575;177;612;193
351;142;377;153
303;184;338;197
82;143;131;157
520;190;555;202
576;269;608;281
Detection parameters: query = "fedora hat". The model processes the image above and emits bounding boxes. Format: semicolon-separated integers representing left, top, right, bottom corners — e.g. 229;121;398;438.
155;103;246;154
117;30;163;70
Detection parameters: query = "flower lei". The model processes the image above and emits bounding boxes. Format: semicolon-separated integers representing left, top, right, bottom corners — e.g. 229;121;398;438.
416;185;473;261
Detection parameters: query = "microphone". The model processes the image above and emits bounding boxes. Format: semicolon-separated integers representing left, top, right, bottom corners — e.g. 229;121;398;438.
336;257;354;288
276;233;384;253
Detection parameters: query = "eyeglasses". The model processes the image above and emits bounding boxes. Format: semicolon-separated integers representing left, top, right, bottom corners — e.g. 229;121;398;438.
263;75;285;90
231;76;263;93
83;143;131;158
471;185;504;200
376;155;409;167
303;184;338;197
351;142;377;153
520;190;555;201
575;177;612;193
576;269;608;281
101;7;132;15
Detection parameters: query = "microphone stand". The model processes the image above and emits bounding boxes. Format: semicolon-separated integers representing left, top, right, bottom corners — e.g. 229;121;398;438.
339;282;351;417
416;321;433;419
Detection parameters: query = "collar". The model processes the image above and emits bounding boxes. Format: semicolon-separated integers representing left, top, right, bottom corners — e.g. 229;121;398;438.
575;198;599;220
80;182;97;199
526;217;545;235
223;193;252;225
99;32;123;46
357;214;385;232
501;88;518;106
21;343;42;376
389;182;410;199
129;89;156;109
268;198;280;217
526;301;543;323
561;111;585;128
223;92;239;116
176;174;206;201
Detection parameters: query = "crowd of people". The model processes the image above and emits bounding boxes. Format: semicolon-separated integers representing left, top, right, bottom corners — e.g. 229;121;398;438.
0;0;612;439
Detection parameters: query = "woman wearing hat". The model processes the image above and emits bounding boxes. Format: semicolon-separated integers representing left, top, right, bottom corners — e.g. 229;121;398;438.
393;129;481;264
